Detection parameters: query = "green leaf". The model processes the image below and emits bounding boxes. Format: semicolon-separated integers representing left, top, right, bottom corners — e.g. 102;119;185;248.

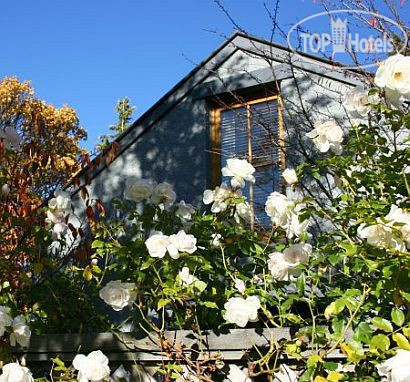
327;371;343;382
370;334;390;351
331;317;344;336
325;302;336;320
193;280;207;292
296;273;305;295
401;291;410;302
83;268;93;281
372;317;393;333
306;354;323;367
340;341;365;363
92;265;101;274
323;362;338;371
92;240;104;248
281;313;303;324
200;301;218;309
354;322;373;344
51;358;65;367
391;308;405;327
254;243;264;255
338;242;357;256
141;259;154;271
281;298;295;312
334;298;346;314
157;299;170;310
393;333;410;350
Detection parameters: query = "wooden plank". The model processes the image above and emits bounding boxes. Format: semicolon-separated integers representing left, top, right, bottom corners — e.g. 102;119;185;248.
12;328;348;363
15;329;293;353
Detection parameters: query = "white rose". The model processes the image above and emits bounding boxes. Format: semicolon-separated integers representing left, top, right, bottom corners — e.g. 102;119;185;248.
385;205;410;248
285;212;310;239
1;184;10;196
10;316;31;348
124;178;154;202
234;202;251;223
145;233;171;258
48;191;71;212
0;306;13;336
46;210;66;225
110;365;131;382
268;244;311;281
178;267;198;286
0;363;33;382
203;183;237;213
150;182;176;207
175;201;195;221
377;349;410;382
168;230;197;258
222;158;255;188
283;168;298;185
267;252;290;281
73;350;110;382
99;280;137;311
46;210;69;238
375;54;410;97
0;127;22;150
211;233;223;247
265;192;293;227
265;192;309;239
52;223;69;239
344;86;378;117
234;279;246;294
224;296;260;327
358;222;405;251
203;189;215;205
306;120;344;154
283;243;311;276
226;364;252;382
252;274;263;285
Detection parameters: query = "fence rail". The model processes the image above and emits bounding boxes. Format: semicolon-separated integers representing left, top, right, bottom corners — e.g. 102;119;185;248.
12;329;347;381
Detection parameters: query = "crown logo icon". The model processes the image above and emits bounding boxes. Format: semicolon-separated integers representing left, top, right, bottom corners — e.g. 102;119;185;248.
331;17;348;53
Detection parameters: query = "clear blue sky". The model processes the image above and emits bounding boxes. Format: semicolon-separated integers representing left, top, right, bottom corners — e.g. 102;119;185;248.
0;0;408;152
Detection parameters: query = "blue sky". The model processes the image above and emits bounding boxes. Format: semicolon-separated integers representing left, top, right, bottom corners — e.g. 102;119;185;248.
1;0;408;152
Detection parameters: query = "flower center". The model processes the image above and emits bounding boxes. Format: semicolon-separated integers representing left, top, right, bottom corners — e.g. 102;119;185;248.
394;71;403;80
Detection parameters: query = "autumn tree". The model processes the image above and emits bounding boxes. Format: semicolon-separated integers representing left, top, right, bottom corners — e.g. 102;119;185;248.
0;77;87;197
0;77;88;319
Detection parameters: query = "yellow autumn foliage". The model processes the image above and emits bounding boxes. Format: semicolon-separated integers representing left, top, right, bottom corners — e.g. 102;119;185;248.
0;76;87;195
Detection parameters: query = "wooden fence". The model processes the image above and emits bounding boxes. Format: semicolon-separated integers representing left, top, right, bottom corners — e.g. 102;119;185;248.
13;329;347;381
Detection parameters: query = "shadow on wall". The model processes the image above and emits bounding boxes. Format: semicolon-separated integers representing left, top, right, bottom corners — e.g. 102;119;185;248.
82;96;210;219
79;52;258;219
73;49;351;225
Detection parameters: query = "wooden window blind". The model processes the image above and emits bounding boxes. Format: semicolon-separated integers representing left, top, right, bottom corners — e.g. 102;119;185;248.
211;96;284;227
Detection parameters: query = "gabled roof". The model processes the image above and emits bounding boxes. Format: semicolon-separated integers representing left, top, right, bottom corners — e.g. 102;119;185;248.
67;32;360;195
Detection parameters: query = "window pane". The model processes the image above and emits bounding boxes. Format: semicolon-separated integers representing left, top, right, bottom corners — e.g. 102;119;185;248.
253;165;282;227
219;100;282;228
251;99;282;226
220;107;248;168
250;100;280;166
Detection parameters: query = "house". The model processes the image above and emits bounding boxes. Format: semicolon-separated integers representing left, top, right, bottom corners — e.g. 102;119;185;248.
67;32;361;226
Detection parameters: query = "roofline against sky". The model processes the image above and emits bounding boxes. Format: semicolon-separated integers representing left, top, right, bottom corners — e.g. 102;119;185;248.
65;31;363;194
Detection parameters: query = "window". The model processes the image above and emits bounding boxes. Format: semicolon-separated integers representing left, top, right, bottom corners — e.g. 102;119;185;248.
210;96;284;227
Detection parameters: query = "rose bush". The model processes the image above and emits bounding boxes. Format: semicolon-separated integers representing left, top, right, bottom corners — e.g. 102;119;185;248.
0;54;408;382
81;53;409;381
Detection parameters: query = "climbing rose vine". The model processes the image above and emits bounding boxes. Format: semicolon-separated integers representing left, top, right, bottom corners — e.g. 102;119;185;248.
0;54;408;382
